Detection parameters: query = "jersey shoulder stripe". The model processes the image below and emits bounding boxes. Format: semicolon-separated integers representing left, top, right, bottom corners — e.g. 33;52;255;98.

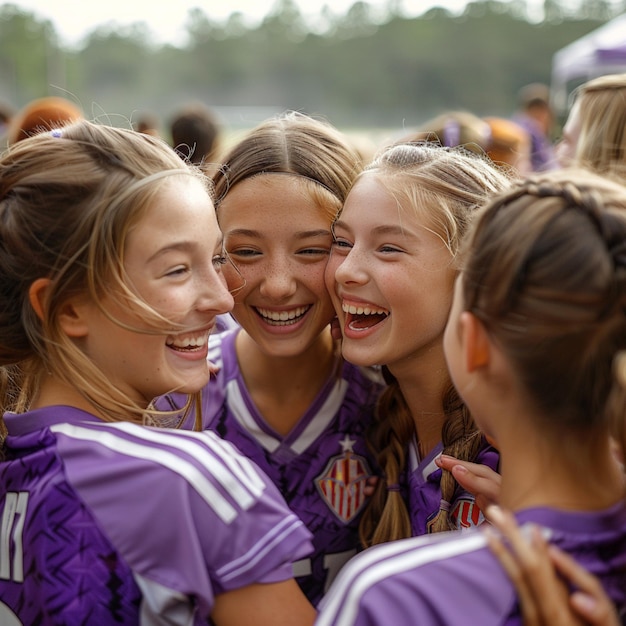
50;422;265;524
216;515;306;583
317;531;487;626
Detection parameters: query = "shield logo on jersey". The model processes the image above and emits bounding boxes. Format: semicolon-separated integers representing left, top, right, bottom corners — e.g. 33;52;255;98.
315;435;371;524
451;498;484;529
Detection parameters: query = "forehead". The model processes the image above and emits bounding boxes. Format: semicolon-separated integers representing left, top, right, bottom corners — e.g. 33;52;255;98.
129;176;219;243
218;173;333;231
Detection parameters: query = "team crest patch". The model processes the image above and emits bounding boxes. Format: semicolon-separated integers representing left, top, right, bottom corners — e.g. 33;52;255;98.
451;498;484;529
315;435;371;523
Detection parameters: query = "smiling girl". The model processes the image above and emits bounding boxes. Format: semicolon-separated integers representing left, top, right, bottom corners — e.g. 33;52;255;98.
162;112;383;605
317;166;626;626
0;120;316;625
325;142;511;545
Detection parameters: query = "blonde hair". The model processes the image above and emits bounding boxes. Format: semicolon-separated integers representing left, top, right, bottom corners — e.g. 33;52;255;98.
357;143;511;545
0;120;206;425
573;73;626;180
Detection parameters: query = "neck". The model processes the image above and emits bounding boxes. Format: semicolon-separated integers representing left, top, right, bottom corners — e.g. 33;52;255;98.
31;373;107;420
236;327;338;390
499;424;625;512
388;347;450;457
235;327;339;435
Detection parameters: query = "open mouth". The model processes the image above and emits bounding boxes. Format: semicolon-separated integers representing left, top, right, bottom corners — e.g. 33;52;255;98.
166;332;209;352
342;302;389;331
255;305;311;326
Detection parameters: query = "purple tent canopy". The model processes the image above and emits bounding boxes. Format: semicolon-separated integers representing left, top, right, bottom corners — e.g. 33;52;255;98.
551;14;626;112
597;43;626;62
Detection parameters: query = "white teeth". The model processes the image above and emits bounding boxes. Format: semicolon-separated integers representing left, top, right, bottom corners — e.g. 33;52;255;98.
256;306;309;322
342;303;388;316
166;333;208;349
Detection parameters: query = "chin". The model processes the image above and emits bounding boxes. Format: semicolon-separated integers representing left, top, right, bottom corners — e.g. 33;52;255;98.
341;343;380;368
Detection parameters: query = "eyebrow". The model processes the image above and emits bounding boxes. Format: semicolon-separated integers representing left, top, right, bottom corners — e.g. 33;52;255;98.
147;236;224;263
225;228;331;240
333;220;416;238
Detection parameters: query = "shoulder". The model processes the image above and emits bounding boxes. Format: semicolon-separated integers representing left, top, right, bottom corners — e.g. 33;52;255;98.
317;529;516;626
54;420;313;607
52;420;267;522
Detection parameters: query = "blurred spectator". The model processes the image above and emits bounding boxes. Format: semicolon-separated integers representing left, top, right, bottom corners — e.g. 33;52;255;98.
555;72;626;181
511;83;556;171
133;111;160;137
402;110;492;154
169;102;222;174
484;116;532;176
7;96;83;145
0;98;15;145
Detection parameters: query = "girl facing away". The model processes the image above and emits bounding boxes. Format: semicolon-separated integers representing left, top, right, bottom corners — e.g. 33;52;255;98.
316;167;626;625
159;111;383;606
325;142;512;545
0;120;317;625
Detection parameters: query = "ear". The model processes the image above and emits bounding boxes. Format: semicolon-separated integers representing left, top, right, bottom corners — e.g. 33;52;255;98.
58;298;91;338
28;278;51;321
29;278;90;338
459;311;490;373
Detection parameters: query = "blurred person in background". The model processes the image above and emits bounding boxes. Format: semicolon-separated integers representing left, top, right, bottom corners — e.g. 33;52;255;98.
511;82;557;172
7;96;83;145
169;101;222;175
555;72;626;181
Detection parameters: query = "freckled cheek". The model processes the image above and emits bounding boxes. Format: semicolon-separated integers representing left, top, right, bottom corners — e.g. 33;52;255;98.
324;255;341;293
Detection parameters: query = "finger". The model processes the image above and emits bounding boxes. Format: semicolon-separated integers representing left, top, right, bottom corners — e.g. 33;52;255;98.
549;546;621;626
436;456;502;482
570;591;620;626
486;508;585;626
446;463;501;505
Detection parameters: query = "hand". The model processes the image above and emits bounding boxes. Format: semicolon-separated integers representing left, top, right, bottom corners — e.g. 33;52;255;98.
484;505;620;626
435;455;501;511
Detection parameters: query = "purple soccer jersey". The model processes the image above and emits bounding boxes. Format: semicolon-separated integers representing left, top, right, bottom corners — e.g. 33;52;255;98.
0;405;313;625
316;501;626;626
165;328;382;606
405;438;500;535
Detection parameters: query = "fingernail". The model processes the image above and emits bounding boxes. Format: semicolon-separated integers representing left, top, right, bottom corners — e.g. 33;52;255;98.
572;592;597;613
485;504;504;524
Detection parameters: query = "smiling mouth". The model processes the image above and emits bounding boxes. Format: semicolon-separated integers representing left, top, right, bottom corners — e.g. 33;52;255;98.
255;305;311;326
166;332;209;352
342;302;389;331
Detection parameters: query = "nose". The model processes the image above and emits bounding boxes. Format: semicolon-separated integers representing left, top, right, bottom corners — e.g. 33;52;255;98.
332;246;369;287
258;261;297;301
197;268;234;316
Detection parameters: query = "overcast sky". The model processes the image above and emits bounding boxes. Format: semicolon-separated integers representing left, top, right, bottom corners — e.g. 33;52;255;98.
12;0;549;47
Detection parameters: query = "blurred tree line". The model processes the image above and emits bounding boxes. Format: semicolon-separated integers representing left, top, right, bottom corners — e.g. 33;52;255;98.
0;0;623;131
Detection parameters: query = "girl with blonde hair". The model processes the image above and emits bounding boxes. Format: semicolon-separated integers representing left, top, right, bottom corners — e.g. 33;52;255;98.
317;167;626;625
325;142;511;546
0;120;316;625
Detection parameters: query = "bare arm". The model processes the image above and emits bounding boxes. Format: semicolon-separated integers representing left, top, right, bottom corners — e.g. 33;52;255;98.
211;579;317;626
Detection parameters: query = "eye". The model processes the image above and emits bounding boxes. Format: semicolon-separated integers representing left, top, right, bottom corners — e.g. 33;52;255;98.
331;237;353;250
165;265;189;277
212;254;229;269
379;245;403;254
298;247;330;256
228;248;261;258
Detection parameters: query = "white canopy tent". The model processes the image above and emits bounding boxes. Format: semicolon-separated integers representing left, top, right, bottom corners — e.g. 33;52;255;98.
551;13;626;113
